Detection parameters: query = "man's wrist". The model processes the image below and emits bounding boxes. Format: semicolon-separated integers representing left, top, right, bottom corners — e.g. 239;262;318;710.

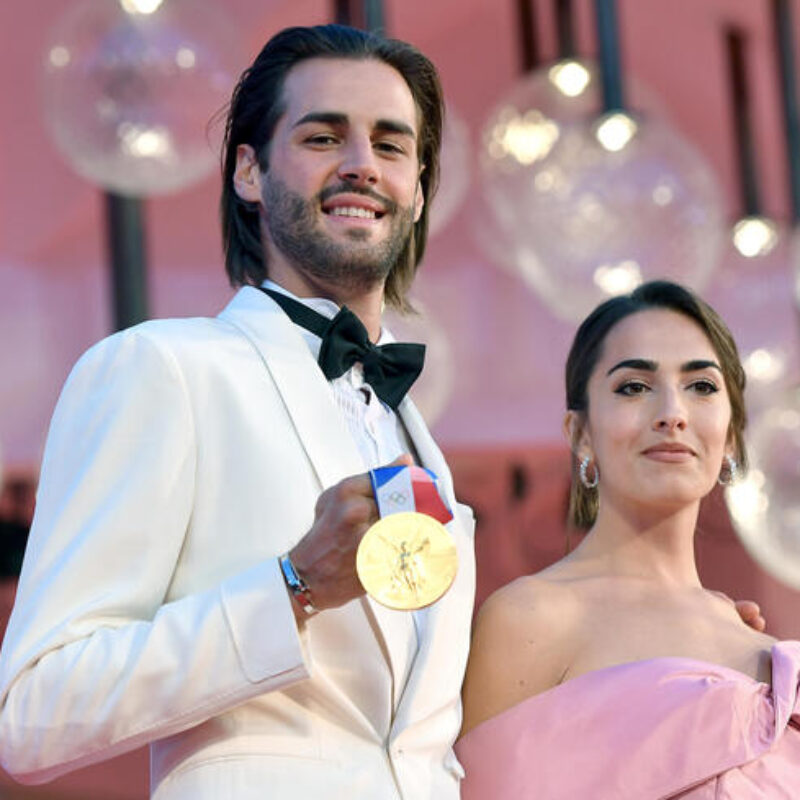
279;552;316;616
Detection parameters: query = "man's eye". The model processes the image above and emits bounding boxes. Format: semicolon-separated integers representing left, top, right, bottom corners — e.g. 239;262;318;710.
306;134;338;145
614;381;649;396
375;141;404;154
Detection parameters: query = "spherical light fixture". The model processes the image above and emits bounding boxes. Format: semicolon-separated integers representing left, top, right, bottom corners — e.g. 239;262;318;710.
383;299;455;426
726;386;800;590
42;0;239;196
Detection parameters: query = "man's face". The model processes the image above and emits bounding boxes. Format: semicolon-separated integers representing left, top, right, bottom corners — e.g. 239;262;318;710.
242;57;425;297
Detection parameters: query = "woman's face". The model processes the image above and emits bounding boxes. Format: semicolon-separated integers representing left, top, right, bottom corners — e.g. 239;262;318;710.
575;308;733;516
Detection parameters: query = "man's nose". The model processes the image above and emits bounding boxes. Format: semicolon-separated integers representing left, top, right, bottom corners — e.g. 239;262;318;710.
337;138;379;186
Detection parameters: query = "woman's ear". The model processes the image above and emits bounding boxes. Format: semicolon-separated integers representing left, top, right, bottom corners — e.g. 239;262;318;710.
233;144;263;203
563;410;591;457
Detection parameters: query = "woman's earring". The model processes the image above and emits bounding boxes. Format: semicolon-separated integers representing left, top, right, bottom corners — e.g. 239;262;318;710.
579;455;599;489
718;454;739;486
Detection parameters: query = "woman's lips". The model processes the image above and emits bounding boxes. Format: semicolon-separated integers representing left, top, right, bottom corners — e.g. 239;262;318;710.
642;445;695;463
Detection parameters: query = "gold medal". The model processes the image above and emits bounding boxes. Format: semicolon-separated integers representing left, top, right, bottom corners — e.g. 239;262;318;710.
356;511;458;610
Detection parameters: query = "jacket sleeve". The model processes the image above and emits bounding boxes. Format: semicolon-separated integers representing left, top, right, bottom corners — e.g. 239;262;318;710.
0;328;309;784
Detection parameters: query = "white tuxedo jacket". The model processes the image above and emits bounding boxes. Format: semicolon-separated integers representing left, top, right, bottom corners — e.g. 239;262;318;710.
0;287;476;799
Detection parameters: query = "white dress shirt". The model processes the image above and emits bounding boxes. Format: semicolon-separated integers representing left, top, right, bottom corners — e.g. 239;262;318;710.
262;280;419;707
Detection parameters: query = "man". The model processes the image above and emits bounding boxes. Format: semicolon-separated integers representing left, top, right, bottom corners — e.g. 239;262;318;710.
0;25;475;800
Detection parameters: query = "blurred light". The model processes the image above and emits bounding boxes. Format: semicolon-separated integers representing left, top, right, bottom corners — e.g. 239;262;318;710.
488;109;560;165
120;0;165;14
744;348;786;383
49;46;70;68
118;124;172;158
594;112;638;152
593;260;643;295
778;408;800;428
548;59;591;98
652;183;674;206
175;47;196;70
727;473;770;526
731;216;779;258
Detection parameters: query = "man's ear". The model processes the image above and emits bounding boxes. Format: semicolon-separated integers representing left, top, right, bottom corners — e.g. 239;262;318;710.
233;144;263;203
413;166;425;223
563;410;591;458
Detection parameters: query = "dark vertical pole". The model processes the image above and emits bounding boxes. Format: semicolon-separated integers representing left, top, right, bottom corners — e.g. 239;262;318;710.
516;0;540;73
334;0;384;33
771;0;800;325
594;0;625;112
773;0;800;224
105;192;148;331
555;0;576;60
363;0;385;33
726;28;762;217
334;0;356;25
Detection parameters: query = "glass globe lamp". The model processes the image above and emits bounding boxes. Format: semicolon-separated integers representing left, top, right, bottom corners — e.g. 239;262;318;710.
707;236;800;422
726;385;800;590
383;299;455;426
42;0;240;196
475;64;724;322
428;105;471;236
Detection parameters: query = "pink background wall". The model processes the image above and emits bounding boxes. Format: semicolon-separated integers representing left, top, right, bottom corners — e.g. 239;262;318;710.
1;0;799;797
2;0;800;466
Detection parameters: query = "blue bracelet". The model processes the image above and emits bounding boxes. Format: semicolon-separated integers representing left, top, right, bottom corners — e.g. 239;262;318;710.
279;553;315;615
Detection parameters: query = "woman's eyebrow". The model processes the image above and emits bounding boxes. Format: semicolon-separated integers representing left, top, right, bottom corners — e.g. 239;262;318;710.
681;359;722;373
606;358;657;376
606;358;722;377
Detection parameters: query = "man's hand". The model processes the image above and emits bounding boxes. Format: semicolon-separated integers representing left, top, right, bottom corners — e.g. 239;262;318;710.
287;454;414;616
734;599;766;632
712;590;767;632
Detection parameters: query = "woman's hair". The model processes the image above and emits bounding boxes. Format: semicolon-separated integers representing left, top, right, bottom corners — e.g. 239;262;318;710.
219;24;444;311
565;280;747;530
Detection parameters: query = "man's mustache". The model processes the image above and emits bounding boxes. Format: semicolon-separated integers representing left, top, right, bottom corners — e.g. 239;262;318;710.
318;183;397;215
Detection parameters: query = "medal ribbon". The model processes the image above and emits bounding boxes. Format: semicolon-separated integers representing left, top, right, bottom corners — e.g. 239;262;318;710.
369;465;454;524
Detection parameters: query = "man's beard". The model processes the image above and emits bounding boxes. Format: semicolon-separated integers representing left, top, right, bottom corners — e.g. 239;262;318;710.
262;173;415;293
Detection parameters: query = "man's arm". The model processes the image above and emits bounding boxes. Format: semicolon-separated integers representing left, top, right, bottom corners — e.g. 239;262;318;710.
0;330;309;783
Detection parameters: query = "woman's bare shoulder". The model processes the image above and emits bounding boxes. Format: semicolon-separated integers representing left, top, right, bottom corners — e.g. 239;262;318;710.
460;573;584;736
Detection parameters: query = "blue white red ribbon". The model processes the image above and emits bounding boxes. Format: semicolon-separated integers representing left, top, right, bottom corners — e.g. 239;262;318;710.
369;465;453;524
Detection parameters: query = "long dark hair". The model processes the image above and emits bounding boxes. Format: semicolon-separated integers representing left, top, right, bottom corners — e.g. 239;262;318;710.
220;24;444;310
565;280;748;529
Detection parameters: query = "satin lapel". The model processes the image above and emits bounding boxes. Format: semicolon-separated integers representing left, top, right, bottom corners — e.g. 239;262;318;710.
398;396;455;500
361;396;448;711
219;287;364;489
220;288;409;709
392;397;476;740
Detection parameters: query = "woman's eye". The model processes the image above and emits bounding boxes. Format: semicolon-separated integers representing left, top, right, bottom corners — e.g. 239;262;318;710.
615;381;649;396
689;379;719;395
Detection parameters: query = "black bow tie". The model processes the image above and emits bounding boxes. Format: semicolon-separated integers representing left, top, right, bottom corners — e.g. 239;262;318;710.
261;288;425;410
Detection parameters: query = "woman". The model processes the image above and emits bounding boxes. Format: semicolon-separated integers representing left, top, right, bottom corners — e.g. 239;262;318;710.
457;281;799;798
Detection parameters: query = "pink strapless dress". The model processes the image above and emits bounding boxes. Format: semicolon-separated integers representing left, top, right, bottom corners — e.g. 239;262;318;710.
455;641;800;799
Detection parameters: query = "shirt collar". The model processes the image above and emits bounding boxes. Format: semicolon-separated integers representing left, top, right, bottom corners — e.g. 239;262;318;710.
261;279;391;353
